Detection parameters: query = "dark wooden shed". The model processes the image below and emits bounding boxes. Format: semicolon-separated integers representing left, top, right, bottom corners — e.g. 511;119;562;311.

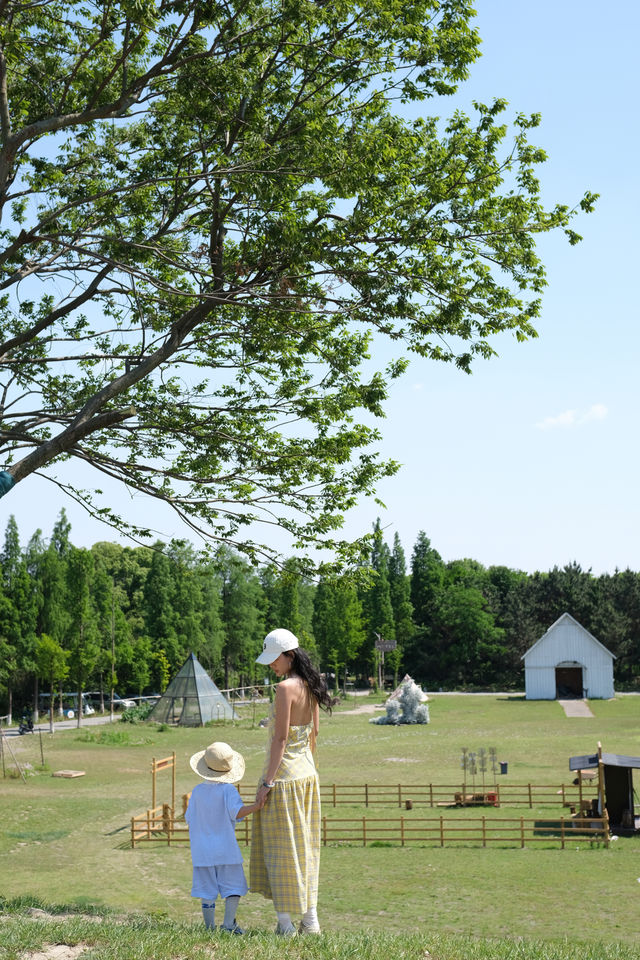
570;742;640;832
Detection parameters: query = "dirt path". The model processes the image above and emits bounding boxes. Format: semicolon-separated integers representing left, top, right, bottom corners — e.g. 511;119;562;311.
337;703;381;715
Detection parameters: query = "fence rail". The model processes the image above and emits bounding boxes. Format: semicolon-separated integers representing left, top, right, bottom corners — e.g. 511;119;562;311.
177;781;597;818
130;809;608;849
316;781;597;809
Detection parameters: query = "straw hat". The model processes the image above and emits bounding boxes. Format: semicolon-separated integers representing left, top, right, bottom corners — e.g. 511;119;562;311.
189;741;245;783
255;627;299;665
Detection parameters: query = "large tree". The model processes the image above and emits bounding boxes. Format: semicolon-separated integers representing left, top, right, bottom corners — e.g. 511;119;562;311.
0;1;594;565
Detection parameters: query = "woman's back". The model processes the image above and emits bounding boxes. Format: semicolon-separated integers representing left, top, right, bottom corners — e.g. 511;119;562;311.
283;675;314;726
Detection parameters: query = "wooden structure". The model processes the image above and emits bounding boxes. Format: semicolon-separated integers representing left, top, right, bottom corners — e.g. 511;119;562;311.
151;751;176;812
570;741;639;833
131;810;608;849
132;770;610;850
179;779;594;811
522;612;615;700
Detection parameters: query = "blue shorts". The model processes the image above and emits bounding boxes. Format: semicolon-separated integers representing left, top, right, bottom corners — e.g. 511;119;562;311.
191;863;248;900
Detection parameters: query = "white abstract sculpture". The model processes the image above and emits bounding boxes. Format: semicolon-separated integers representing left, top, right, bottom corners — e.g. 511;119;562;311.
370;676;430;725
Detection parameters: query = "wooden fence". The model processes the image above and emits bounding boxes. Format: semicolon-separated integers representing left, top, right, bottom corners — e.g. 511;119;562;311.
315;781;597;809
176;781;596;815
130;809;608;849
131;804;250;847
320;814;609;847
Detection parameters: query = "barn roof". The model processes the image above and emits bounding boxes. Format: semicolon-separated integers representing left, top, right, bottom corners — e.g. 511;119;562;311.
570;752;640;771
521;611;616;661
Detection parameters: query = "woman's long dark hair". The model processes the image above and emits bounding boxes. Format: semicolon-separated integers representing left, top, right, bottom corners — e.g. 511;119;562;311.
286;647;338;713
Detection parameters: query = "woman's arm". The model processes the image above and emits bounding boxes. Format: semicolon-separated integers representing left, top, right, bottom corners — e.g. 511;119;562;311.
256;681;292;804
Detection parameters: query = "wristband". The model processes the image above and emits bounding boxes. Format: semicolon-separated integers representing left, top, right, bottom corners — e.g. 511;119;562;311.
261;779;275;789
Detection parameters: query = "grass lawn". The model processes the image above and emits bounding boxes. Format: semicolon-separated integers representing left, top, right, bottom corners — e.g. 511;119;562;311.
1;693;639;949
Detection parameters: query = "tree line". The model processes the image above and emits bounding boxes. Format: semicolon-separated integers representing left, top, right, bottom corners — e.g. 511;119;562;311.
1;511;639;720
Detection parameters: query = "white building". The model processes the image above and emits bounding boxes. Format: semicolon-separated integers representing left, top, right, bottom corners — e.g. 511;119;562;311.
522;612;615;700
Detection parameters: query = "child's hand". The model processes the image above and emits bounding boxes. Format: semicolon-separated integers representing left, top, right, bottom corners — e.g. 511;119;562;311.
256;783;271;806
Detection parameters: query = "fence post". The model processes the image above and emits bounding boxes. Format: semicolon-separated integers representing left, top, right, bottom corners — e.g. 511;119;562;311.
482;816;486;848
323;816;327;846
429;783;434;808
365;783;369;808
400;816;405;847
520;816;525;848
578;769;584;814
528;783;533;808
332;783;336;808
362;817;367;847
163;803;171;844
171;751;176;817
496;783;501;808
560;783;566;806
439;816;444;847
560;817;565;850
398;784;402;808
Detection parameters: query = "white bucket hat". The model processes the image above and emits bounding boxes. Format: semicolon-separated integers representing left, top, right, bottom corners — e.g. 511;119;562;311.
189;741;245;783
256;627;299;665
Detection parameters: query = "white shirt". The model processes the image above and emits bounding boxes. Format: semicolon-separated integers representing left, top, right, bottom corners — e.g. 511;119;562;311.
185;781;244;866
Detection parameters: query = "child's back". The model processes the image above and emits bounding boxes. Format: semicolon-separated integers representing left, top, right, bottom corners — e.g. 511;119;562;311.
185;741;262;934
186;781;245;866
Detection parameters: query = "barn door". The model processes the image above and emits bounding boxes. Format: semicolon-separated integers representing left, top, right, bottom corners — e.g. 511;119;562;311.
555;666;583;698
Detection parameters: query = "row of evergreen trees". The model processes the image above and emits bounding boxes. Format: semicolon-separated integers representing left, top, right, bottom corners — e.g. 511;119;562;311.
2;510;639;717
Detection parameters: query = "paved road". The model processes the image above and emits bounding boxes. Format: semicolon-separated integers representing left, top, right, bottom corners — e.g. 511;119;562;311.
1;714;119;738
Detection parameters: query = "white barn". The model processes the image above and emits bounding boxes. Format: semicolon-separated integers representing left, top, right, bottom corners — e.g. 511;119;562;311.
522;612;615;700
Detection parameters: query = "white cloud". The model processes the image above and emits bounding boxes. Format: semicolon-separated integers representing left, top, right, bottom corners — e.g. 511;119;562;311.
536;409;577;430
536;404;608;430
579;403;608;424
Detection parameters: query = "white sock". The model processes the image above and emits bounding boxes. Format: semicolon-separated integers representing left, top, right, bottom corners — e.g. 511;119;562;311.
276;911;295;931
302;906;319;928
223;895;240;928
201;900;216;929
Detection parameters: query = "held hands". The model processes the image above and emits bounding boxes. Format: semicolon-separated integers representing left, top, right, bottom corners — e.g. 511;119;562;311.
255;782;272;807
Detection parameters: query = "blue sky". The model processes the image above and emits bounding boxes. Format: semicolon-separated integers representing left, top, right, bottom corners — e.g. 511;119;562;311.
3;1;639;575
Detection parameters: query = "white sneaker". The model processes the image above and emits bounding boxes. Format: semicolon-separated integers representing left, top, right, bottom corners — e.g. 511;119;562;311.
298;920;321;934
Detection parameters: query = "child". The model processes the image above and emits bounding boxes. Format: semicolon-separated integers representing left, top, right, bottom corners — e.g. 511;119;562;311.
185;740;262;934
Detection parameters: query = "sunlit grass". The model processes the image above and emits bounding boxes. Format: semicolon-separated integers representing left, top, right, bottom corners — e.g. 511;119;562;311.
2;694;639;945
0;903;637;960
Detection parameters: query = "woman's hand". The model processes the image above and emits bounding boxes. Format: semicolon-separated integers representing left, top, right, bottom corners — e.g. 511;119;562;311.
256;783;271;806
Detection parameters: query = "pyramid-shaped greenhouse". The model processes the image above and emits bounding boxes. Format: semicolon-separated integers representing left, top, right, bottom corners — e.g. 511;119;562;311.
148;653;238;725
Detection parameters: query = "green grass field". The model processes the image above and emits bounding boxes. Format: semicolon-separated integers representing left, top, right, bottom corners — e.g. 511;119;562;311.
1;692;639;956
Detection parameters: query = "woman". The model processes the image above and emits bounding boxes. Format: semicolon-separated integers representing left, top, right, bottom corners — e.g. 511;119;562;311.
250;627;335;936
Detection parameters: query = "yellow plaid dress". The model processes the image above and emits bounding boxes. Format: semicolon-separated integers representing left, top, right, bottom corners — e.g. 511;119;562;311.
249;703;320;913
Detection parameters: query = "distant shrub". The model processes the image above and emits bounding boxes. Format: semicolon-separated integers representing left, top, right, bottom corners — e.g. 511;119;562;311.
121;702;154;723
75;728;152;745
